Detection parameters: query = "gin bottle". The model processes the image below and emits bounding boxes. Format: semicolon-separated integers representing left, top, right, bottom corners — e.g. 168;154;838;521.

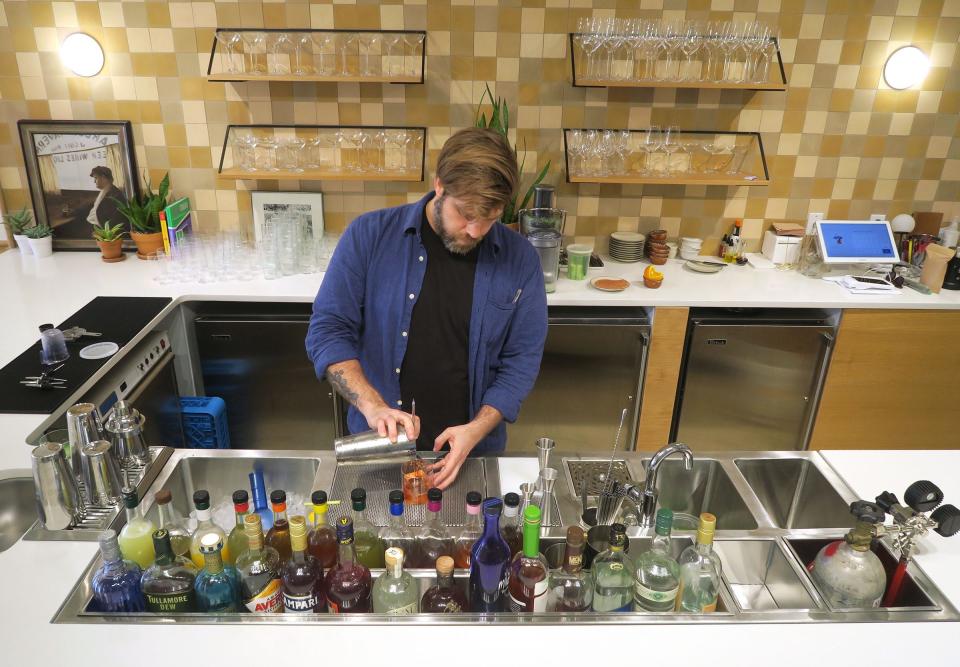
677;513;722;613
634;508;680;612
469;497;511;612
190;489;230;569
591;523;634;612
414;487;452;569
373;547;420;614
379;489;416;564
546;526;592;612
141;528;198;613
195;533;241;612
92;529;145;612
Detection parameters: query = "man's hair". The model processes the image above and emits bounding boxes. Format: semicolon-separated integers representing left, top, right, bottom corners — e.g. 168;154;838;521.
435;127;518;220
90;166;114;181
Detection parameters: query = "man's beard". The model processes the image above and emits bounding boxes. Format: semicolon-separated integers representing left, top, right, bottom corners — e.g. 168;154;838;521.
434;194;481;255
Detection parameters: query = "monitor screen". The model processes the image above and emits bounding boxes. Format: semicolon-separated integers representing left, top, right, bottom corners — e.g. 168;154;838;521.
817;221;899;263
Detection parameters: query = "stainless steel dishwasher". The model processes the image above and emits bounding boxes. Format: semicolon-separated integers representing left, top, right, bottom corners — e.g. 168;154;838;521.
506;307;650;453
670;309;836;452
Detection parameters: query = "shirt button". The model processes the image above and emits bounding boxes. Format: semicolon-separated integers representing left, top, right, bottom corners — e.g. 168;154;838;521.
395;368;401;374
396;400;403;406
418;256;424;262
408;293;415;300
401;331;408;337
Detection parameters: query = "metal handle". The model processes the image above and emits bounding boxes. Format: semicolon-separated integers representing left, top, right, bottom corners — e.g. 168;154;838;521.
799;332;834;450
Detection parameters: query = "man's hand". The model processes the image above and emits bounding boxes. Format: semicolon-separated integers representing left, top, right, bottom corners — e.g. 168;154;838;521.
427;405;502;490
362;402;420;443
326;360;419;443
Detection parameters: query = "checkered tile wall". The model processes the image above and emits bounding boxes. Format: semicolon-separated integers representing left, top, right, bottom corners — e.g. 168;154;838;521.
1;0;959;251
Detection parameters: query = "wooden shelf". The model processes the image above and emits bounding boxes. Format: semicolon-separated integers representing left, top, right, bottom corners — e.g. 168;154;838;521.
219;168;422;182
568;173;769;186
207;73;423;84
574;78;787;91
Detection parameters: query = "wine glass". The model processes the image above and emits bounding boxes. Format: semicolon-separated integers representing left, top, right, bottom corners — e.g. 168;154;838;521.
215;31;242;74
372;130;387;172
406;131;423;174
614;130;631;175
638;126;662;176
679;23;702;82
293;32;313;75
662;126;681;175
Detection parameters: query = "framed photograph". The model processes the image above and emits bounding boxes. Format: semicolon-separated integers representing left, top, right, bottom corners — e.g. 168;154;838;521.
251;191;325;242
18;120;139;250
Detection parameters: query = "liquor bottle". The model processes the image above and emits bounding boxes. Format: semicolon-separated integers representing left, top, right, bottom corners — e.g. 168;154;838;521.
677;512;722;613
154;489;191;558
809;502;887;608
591;523;634;612
501;492;522;557
265;489;292;566
469;497;512;612
351;488;385;569
415;487;452;569
453;491;483;569
421;555;468;613
282;515;325;613
118;487;157;569
190;489;231;569
92;529;146;612
372;547;420;614
507;504;549;612
235;513;284;613
195;533;241;612
634;508;680;612
307;490;338;570
325;517;372;613
249;470;273;531
227;490;252;565
546;526;592;612
141;528;198;613
379;489;416;565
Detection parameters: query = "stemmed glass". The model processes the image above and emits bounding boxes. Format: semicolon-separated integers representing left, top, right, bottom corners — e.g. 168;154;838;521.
614;130;631;175
637;126;662;176
268;32;294;75
382;33;402;77
386;129;407;171
406;131;423;174
593;130;615;177
215;31;242;74
403;33;426;77
255;134;279;172
661;126;681;175
360;34;381;77
293;33;313;75
372;130;387;172
339;33;358;77
679;24;702;82
567;130;585;176
242;31;267;75
278;136;305;173
314;33;336;76
232;133;257;172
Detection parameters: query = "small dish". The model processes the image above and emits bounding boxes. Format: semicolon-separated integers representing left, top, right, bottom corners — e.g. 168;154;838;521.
590;276;631;292
79;341;120;360
685;259;727;274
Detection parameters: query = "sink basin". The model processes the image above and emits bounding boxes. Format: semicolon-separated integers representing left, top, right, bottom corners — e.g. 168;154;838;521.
0;470;37;552
713;539;820;612
735;458;855;529
642;459;757;530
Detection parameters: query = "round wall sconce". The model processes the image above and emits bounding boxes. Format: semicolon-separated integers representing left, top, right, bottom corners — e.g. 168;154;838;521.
60;33;105;77
882;45;929;90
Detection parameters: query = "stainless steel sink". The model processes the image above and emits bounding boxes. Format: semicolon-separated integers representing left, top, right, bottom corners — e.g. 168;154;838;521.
735;457;855;529
0;470;36;552
713;539;821;612
641;458;758;530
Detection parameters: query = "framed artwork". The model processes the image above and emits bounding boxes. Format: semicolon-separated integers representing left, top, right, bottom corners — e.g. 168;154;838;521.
251;191;325;242
18;120;139;250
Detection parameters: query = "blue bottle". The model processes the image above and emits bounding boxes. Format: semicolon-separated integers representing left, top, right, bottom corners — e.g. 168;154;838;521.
249;470;274;531
195;533;241;612
469;498;512;612
91;529;146;612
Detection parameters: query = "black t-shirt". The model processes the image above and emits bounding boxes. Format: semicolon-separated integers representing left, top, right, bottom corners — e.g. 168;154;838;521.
399;210;479;450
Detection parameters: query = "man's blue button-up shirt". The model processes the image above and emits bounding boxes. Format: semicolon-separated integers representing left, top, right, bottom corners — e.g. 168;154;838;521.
306;192;548;454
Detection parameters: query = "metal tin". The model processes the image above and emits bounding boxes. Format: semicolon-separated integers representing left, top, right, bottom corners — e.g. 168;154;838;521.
333;427;414;462
79;440;124;507
30;442;84;530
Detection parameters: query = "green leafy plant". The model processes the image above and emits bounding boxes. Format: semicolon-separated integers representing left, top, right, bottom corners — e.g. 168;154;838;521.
6;206;34;234
112;172;170;234
92;220;126;242
24;222;52;239
474;84;551;225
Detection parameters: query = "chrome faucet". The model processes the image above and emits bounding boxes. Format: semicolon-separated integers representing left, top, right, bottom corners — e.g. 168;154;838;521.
631;442;694;528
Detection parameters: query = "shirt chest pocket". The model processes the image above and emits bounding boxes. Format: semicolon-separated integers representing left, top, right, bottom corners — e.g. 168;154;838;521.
482;291;519;355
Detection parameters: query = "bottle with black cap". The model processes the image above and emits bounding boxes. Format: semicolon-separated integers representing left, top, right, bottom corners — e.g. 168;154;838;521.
227;489;251;563
350;487;385;568
265;489;292;566
379;489;416;564
190;489;231;568
501;492;522;557
414;487;453;569
117;486;156;569
308;490;338;569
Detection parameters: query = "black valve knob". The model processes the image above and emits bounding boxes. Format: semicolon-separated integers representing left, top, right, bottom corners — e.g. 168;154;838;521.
850;500;885;524
875;491;900;514
904;480;943;513
932;504;960;538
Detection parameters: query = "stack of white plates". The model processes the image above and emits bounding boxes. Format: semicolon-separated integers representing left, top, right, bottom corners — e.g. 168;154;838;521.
609;232;645;263
680;236;703;260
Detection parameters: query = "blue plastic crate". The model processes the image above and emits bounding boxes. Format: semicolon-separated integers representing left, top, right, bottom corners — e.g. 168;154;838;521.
180;396;230;449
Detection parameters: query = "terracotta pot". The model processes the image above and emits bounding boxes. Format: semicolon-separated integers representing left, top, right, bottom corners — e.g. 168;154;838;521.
97;238;125;262
504;222;520;233
131;231;165;259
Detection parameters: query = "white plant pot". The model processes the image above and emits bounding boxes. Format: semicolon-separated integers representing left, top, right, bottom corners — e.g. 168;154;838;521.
27;235;53;257
13;233;32;254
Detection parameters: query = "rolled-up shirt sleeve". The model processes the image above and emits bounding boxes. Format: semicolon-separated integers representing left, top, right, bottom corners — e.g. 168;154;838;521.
479;257;548;423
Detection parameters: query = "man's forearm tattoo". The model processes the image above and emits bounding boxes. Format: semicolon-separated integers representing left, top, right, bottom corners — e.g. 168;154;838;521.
327;369;360;406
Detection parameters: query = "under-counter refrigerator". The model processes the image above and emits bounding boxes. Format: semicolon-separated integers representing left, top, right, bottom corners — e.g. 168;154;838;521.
670;309;836;452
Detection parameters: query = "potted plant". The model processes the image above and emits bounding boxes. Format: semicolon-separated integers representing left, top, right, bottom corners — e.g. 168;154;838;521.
474;83;551;230
6;206;34;254
114;172;169;259
24;222;53;257
92;220;126;262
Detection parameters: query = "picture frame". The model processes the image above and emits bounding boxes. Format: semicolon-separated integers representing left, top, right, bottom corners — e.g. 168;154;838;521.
251;191;325;242
18;119;139;250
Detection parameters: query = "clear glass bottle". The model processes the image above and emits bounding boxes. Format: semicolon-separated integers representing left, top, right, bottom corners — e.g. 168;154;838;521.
235;512;284;613
677;512;722;613
350;487;385;569
194;533;241;612
307;489;338;570
249;470;273;531
469;497;512;612
190;489;231;569
118;487;156;569
810;504;887;609
324;517;372;613
265;489;292;567
421;555;468;613
379;489;416;565
227;490;251;565
154;489;191;559
282;515;325;613
591;523;635;612
500;492;522;558
634;508;680;612
453;491;483;569
546;525;592;612
373;546;420;614
414;487;452;569
141;528;198;613
507;504;549;612
92;529;146;612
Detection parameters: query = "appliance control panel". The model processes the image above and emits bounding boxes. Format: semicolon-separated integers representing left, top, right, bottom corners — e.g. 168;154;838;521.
98;331;171;416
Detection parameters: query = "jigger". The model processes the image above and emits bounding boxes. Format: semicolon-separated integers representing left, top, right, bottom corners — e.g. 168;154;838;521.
536;467;559;526
66;403;106;473
104;401;150;467
79;440;124;507
535;437;555;473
